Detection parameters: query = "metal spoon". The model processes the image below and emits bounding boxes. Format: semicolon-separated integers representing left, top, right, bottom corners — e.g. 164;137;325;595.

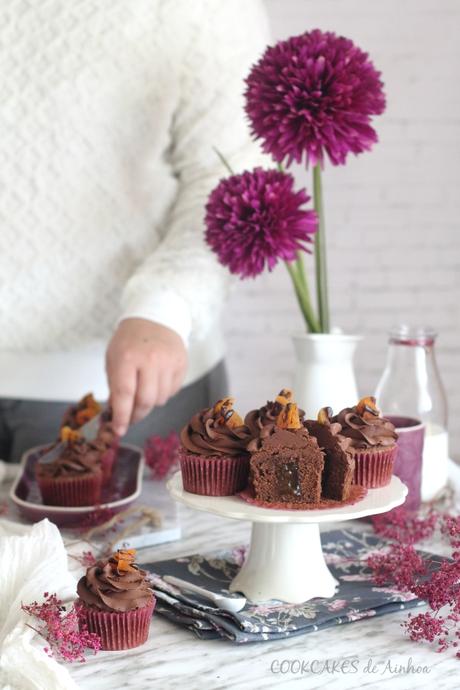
163;575;246;613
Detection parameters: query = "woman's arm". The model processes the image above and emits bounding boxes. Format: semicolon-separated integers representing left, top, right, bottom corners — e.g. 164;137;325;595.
107;0;270;435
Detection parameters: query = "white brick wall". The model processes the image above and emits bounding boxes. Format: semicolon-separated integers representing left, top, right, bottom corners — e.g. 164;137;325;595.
224;0;460;459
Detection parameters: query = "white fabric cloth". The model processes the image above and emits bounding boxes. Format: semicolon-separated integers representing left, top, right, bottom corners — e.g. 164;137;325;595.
0;519;78;690
0;0;270;400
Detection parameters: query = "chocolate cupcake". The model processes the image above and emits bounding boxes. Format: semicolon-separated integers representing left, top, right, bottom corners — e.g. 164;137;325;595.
249;402;325;505
305;408;355;500
35;431;103;507
76;549;155;651
61;394;119;481
92;411;119;482
179;397;251;495
245;388;305;446
329;397;398;488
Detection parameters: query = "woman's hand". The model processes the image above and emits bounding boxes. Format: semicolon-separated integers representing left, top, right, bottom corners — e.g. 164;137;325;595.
106;318;187;436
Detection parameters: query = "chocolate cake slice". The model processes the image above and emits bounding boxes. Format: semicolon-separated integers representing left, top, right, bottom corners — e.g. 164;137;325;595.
305;414;355;501
250;427;325;504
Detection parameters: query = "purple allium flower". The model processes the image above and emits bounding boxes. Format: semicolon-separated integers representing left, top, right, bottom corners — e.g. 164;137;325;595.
245;29;386;167
205;167;317;278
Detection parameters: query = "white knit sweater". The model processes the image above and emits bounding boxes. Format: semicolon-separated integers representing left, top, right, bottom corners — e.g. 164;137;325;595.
0;0;269;400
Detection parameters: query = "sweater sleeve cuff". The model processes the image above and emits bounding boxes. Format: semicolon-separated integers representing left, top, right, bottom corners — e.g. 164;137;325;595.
118;292;192;347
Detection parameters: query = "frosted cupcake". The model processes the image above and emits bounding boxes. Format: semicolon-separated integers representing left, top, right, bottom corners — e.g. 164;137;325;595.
179;397;251;495
35;428;103;506
245;388;305;451
76;549;155;650
61;394;119;481
328;397;398;488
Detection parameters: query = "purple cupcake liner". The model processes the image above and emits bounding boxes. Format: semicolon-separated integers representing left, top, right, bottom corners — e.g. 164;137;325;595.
36;470;102;507
179;449;249;496
76;598;155;651
352;446;397;488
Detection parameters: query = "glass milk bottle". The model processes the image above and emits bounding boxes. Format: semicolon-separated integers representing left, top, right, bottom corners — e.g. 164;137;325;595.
375;326;449;501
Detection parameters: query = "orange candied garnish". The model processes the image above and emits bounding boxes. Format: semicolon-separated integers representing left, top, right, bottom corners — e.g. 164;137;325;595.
213;397;244;428
213;397;235;416
317;406;333;425
356;396;380;418
113;548;137;573
74;393;102;427
276;402;302;430
60;426;81;443
275;388;293;406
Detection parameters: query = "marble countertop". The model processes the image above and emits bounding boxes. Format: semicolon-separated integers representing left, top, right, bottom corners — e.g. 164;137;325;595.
3;464;460;690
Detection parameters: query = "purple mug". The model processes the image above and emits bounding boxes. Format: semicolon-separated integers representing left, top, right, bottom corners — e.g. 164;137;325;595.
386;416;425;512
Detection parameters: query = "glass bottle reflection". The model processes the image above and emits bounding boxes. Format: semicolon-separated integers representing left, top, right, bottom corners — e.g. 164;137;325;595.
375;326;448;501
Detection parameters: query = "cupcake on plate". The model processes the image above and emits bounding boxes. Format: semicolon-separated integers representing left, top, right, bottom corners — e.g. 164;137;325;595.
76;548;155;651
179;397;251;495
61;394;119;481
328;397;398;488
35;428;103;506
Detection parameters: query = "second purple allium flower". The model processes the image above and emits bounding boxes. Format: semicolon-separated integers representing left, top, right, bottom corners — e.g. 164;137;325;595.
245;29;386;167
205;167;317;278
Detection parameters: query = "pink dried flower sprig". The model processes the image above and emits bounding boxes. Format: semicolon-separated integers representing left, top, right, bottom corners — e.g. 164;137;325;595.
440;514;460;557
369;506;460;657
245;29;386;168
371;506;438;544
22;592;100;663
144;431;180;480
205;167;317;279
367;544;428;590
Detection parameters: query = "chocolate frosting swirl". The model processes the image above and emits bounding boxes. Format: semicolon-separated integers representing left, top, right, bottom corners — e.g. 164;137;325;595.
77;554;153;612
37;439;101;478
245;397;306;452
181;407;250;456
330;406;397;449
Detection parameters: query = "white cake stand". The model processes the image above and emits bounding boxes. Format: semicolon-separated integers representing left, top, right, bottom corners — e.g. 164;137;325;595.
167;472;407;604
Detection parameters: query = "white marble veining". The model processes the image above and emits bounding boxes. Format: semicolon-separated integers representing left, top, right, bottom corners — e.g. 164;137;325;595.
2;465;460;690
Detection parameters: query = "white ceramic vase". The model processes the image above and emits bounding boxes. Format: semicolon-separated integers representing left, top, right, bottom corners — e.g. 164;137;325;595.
292;333;362;416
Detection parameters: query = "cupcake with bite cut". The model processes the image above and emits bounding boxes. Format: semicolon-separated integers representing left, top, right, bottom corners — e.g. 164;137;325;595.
76;549;155;650
245;388;304;449
179;397;251;495
326;397;398;488
61;393;119;481
35;427;103;506
90;409;119;482
305;407;355;501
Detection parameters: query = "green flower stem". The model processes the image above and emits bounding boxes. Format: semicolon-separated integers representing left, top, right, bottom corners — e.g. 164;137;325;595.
313;164;330;332
294;250;308;292
285;260;320;333
213;146;234;175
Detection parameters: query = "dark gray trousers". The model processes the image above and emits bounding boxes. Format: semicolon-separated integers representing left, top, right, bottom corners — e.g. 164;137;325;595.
0;361;228;462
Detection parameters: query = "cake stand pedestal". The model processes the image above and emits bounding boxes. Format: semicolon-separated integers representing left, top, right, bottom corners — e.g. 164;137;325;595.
167;473;407;604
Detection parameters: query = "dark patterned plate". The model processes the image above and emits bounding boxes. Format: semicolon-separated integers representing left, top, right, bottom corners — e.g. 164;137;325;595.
9;443;143;527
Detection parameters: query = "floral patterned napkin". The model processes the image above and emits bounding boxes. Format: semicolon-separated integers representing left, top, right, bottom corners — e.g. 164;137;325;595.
144;529;443;643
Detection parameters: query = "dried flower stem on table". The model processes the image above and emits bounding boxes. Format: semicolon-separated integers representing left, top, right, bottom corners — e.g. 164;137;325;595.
79;504;162;556
368;505;460;657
